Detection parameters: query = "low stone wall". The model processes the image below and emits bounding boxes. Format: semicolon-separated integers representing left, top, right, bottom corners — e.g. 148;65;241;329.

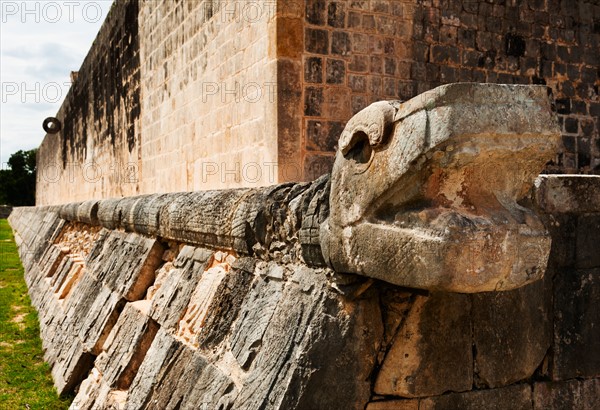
8;174;600;410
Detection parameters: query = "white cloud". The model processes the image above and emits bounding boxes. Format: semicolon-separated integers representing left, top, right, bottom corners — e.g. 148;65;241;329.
0;0;114;166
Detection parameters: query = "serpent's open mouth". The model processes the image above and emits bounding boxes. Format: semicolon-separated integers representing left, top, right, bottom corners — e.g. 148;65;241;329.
321;83;561;292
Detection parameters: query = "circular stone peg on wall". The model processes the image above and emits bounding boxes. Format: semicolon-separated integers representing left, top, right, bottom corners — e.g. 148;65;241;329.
43;117;62;134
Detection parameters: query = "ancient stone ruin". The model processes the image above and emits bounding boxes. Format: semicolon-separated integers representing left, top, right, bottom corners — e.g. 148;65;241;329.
34;0;600;205
9;0;600;408
9;83;600;409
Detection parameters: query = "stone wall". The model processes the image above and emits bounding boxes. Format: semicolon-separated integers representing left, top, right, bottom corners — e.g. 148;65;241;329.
289;0;418;180
137;0;279;193
293;0;600;178
406;0;600;174
35;0;600;205
36;0;281;206
9;174;600;409
36;0;142;205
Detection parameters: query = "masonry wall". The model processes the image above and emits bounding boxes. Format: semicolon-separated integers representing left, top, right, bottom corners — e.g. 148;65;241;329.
138;0;279;192
9;175;600;409
36;0;280;205
295;0;600;178
36;0;142;205
288;0;417;180
35;0;600;204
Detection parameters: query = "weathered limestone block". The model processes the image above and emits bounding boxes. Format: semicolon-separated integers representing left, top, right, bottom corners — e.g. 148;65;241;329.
95;301;159;389
114;195;154;232
9;210;63;271
379;287;417;355
68;257;382;410
471;278;552;388
535;175;600;214
321;83;560;292
35;289;69;366
51;336;96;395
228;265;379;409
299;174;330;266
69;368;108;410
366;400;419;410
58;202;80;222
419;384;532;410
157;188;260;253
149;246;213;329
542;213;577;268
576;214;600;269
229;275;286;370
552;268;600;380
77;285;126;355
534;379;600;410
122;328;185;409
125;330;237;410
176;358;239;410
186;256;255;349
174;252;236;347
151;182;317;258
75;200;100;225
131;193;180;235
25;244;67;300
275;270;383;410
96;198;122;229
374;292;472;397
61;177;328;266
51;256;85;300
35;277;120;395
86;230;164;301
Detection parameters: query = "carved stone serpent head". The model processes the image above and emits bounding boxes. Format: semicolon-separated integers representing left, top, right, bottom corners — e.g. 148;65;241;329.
320;83;561;293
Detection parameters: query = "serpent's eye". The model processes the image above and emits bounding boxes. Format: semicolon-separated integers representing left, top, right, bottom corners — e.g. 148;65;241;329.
345;132;372;166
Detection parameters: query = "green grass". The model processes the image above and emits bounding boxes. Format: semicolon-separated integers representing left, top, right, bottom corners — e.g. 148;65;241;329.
0;219;73;409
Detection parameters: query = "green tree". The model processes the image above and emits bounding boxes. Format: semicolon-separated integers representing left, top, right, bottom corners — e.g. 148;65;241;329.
0;149;37;206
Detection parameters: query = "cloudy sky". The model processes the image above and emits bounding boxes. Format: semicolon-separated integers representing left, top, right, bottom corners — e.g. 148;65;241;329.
1;0;114;166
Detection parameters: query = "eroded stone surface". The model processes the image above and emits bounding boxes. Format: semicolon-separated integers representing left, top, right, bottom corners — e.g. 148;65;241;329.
552;268;600;380
374;292;472;397
87;231;164;301
9;170;600;410
419;384;532;410
10;84;594;410
534;379;600;410
321;83;560;292
472;278;552;388
535;175;600;214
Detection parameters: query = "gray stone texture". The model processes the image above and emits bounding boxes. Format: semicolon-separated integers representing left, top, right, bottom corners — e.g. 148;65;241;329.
534;379;600;410
321;84;560;292
10;169;600;408
471;278;552;388
375;293;472;397
8;84;600;409
419;384;532;410
552;267;600;380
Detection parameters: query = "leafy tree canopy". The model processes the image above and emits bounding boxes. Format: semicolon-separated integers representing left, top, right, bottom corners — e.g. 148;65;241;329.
0;149;37;206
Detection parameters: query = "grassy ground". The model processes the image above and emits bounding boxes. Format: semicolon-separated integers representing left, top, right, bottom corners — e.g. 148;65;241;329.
0;219;72;409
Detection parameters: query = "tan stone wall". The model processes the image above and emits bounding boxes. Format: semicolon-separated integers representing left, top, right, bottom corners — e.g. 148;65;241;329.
35;0;600;205
36;0;281;205
138;0;279;192
36;0;143;205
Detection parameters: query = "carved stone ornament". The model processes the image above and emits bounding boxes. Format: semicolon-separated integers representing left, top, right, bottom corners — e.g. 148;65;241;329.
320;83;561;292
